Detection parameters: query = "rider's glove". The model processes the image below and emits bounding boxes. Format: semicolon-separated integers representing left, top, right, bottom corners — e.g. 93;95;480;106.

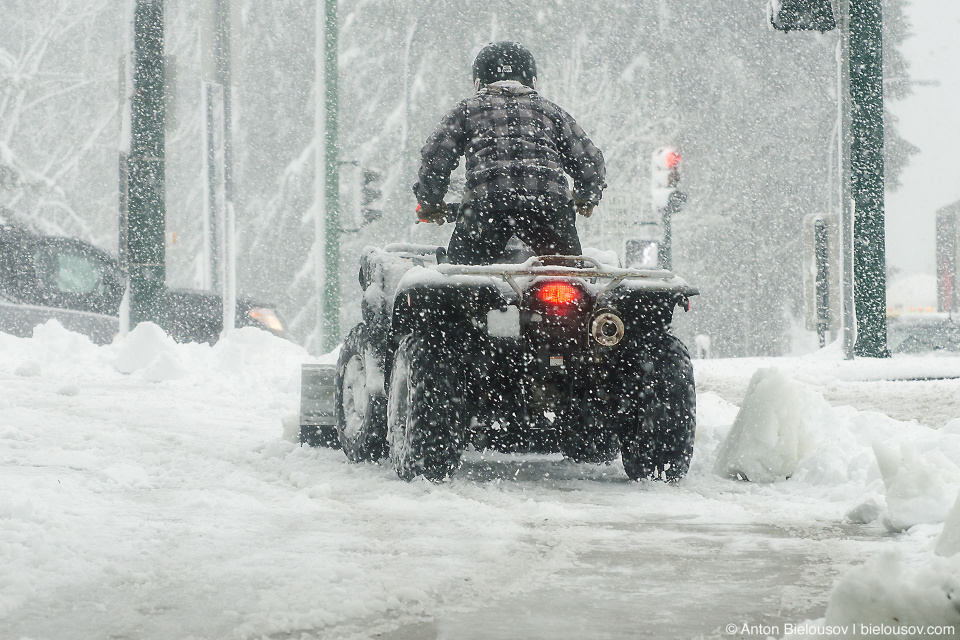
417;201;448;225
574;198;596;219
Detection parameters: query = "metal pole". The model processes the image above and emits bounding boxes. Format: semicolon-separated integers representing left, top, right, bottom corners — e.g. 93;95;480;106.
838;0;856;359
201;80;220;291
126;0;166;328
215;0;237;333
849;0;889;357
815;219;829;348
315;0;340;353
661;208;672;271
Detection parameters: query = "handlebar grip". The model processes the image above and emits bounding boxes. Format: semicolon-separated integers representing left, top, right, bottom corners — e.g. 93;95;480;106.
415;202;460;224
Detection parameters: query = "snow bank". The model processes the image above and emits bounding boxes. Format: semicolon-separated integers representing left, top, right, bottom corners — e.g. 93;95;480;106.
874;441;960;532
788;551;960;639
936;495;960;557
695;351;960;429
0;320;314;621
713;367;831;482
112;322;185;381
708;368;960;640
825;551;960;629
711;367;960;511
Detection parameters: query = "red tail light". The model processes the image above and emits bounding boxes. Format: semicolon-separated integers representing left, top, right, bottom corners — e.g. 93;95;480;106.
535;282;583;306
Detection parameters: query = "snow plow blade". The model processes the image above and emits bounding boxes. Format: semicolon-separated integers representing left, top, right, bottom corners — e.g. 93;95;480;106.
299;363;340;448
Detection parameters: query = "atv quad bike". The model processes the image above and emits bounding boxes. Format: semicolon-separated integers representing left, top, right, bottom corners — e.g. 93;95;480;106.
301;243;698;482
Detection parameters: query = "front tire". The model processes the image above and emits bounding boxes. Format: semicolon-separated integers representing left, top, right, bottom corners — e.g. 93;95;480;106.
619;335;696;481
336;324;388;462
387;333;465;481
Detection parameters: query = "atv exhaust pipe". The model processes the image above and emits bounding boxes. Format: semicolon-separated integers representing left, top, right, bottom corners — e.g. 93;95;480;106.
591;311;625;346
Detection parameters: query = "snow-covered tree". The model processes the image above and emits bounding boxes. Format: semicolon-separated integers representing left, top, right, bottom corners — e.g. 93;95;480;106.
0;0;119;241
0;0;918;355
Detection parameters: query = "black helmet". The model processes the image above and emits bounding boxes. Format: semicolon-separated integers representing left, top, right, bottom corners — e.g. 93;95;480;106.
472;41;537;88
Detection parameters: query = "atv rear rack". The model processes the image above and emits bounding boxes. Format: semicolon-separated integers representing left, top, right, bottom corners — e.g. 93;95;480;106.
435;255;699;297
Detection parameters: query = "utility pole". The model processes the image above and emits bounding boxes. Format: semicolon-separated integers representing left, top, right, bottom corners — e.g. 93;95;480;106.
847;0;889;357
772;0;888;358
838;1;858;359
216;0;237;334
200;0;236;332
315;0;340;353
201;3;221;293
120;0;166;329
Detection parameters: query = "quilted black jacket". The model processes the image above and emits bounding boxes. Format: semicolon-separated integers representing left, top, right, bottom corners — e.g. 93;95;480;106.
414;81;606;212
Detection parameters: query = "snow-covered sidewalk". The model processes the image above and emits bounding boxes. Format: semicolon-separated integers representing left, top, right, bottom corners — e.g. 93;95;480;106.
1;322;959;639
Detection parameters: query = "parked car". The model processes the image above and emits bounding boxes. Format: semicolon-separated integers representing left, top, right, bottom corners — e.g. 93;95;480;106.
0;224;286;344
887;312;960;354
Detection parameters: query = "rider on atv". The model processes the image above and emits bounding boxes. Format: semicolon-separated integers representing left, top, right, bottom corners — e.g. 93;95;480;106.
413;41;607;265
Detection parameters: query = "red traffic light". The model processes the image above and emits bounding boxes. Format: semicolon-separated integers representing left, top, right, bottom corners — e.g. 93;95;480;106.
651;148;681;171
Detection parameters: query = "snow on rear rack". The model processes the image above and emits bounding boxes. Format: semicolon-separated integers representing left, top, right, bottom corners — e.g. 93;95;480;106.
431;255;700;297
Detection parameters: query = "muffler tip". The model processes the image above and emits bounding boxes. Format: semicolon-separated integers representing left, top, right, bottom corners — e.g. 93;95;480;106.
591;312;625;346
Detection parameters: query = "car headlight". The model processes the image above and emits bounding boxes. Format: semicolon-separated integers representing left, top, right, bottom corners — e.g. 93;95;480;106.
248;307;284;332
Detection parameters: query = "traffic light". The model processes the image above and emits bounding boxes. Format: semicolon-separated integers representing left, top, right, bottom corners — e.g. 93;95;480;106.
769;0;836;33
650;148;687;271
361;169;382;224
650;148;686;215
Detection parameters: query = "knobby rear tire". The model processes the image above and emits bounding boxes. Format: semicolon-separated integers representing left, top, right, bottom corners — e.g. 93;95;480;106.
619;335;696;482
387;333;465;481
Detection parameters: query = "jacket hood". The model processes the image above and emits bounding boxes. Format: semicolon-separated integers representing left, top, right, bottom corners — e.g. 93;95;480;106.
478;80;537;96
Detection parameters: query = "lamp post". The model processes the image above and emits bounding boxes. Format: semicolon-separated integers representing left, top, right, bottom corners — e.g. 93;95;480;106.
120;0;166;330
846;0;889;357
315;0;340;353
771;0;889;358
200;0;236;332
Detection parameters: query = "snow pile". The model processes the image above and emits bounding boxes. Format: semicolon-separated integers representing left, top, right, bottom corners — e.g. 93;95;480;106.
695;351;960;428
789;550;960;639
709;369;960;640
711;367;960;513
874;441;960;532
112;322;186;381
713;367;831;482
0;320;313;622
688;391;741;474
936;495;960;557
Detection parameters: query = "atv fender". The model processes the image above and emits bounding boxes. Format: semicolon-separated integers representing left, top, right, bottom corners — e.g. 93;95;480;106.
391;267;506;336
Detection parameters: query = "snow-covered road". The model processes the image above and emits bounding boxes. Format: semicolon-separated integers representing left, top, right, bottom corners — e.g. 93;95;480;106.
2;322;959;640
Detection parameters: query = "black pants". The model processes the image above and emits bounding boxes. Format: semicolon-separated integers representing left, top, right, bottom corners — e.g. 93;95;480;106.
447;202;581;265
